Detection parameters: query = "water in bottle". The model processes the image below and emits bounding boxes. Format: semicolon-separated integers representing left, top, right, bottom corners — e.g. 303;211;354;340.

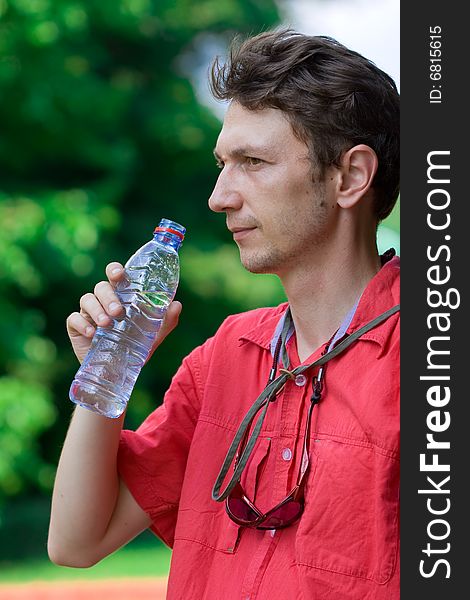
69;218;185;418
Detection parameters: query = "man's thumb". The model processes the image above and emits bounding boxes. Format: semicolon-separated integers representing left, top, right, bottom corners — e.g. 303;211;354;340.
147;301;182;361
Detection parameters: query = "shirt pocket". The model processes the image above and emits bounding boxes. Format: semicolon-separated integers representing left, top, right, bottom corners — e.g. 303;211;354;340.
174;437;271;554
295;438;399;584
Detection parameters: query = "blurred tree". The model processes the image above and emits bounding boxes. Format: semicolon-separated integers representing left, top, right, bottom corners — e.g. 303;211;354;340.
0;0;282;507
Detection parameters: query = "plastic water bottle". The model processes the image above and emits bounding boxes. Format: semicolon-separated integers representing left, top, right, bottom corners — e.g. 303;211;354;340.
69;218;185;418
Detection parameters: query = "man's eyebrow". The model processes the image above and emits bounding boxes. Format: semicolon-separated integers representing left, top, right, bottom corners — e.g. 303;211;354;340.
213;145;274;160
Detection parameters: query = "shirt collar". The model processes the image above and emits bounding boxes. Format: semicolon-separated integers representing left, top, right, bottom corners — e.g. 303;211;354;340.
238;253;400;351
269;297;359;360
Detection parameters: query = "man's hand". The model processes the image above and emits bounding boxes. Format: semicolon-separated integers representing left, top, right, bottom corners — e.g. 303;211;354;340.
66;261;182;363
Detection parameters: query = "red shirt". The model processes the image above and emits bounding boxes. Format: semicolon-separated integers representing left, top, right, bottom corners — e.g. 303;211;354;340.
118;256;400;599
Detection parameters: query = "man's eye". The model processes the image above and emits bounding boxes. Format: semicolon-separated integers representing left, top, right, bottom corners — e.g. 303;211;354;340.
246;157;263;167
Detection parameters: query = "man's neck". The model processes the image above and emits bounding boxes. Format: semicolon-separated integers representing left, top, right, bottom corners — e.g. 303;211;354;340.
280;243;382;363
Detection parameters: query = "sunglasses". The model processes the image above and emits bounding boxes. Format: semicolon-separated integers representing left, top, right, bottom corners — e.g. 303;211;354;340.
225;361;325;530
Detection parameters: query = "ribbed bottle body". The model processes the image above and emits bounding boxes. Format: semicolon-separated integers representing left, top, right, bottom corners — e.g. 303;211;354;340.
69;220;184;418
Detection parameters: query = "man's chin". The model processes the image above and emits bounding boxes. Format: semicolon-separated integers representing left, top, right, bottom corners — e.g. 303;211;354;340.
239;251;279;275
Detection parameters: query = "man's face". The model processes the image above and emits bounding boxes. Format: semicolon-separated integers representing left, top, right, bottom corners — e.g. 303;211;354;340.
209;102;337;276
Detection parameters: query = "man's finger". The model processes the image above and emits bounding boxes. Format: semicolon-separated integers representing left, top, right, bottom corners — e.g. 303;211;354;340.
105;262;125;283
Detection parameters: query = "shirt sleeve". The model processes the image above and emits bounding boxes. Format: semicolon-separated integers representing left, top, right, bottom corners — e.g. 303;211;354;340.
117;344;206;548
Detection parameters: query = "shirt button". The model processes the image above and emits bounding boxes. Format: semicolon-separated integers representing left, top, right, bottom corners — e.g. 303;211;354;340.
282;447;292;461
295;374;307;387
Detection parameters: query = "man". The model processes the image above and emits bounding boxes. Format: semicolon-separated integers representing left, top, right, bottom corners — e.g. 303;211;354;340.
49;29;400;599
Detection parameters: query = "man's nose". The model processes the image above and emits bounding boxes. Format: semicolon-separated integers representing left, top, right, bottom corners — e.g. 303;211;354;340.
208;168;243;213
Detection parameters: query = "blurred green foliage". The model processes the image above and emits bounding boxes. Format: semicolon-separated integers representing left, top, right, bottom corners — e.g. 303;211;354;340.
0;0;282;515
0;0;399;539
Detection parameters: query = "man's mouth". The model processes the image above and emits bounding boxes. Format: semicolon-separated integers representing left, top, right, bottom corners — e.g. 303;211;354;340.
229;226;257;241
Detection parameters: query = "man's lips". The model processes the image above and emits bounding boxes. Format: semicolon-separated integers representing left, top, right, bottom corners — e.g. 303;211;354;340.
229;226;257;241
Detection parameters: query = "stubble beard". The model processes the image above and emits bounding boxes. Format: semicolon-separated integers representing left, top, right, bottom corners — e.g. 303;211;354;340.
239;184;330;276
238;242;285;275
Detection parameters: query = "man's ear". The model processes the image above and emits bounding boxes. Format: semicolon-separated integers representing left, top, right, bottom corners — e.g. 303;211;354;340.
336;144;378;209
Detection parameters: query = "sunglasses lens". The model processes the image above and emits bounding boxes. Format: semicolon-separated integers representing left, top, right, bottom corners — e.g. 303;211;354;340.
259;500;303;529
227;497;259;523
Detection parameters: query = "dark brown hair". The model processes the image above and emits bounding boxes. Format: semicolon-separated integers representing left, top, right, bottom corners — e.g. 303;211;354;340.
210;29;400;221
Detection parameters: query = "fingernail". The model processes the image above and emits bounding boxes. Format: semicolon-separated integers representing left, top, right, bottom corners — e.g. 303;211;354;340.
86;326;94;337
109;302;120;312
111;267;122;275
98;314;108;323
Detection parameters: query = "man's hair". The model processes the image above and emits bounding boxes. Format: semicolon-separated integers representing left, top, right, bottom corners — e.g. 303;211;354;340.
210;29;400;221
